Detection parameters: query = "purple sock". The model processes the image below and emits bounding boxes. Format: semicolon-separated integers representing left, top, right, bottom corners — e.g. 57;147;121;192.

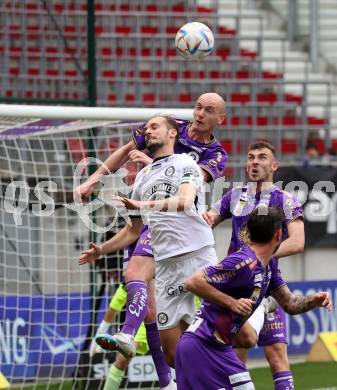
121;281;148;336
273;371;294;390
145;322;172;388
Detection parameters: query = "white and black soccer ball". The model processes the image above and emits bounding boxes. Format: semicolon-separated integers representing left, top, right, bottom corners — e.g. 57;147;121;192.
175;22;214;60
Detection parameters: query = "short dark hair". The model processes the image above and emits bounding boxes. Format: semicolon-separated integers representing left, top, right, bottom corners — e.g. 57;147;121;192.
248;141;276;157
305;143;318;151
247;206;283;243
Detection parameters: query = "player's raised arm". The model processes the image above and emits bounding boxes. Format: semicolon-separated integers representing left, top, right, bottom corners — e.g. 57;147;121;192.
272;285;333;314
203;209;224;228
78;217;143;265
74;140;136;201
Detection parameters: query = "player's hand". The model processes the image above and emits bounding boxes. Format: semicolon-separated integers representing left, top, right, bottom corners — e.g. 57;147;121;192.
79;242;102;265
312;291;333;311
73;180;96;203
203;211;215;226
232;298;255;316
128;150;153;165
111;195;141;210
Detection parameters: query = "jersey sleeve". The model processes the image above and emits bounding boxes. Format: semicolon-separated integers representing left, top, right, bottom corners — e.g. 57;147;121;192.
283;192;303;223
131;123;146;150
198;145;228;180
212;189;233;220
202;254;247;290
266;258;286;295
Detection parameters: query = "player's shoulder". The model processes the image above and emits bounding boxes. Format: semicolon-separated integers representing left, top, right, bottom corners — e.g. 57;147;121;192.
223;246;256;270
174;152;199;165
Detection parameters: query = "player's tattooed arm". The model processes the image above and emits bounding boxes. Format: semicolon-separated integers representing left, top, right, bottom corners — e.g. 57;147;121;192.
273;285;333;315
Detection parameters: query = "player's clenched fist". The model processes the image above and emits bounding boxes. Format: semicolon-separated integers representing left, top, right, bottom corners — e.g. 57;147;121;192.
232;298;255;316
79;242;102;265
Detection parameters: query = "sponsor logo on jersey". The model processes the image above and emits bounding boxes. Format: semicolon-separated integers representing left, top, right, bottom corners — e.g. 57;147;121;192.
208;159;217;167
157;312;168;325
165;166;175;176
142;182;178;201
166;284;187;297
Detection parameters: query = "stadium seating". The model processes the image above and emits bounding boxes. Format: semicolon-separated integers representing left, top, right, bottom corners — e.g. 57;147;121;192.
0;0;333;159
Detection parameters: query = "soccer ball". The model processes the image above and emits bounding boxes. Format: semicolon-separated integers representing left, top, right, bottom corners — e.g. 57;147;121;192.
175;22;214;60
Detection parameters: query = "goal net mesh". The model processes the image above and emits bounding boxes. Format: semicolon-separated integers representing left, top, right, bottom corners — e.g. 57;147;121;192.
0;109;169;389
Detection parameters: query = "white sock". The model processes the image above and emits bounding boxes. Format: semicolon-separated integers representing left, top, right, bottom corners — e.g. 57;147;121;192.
248;302;265;337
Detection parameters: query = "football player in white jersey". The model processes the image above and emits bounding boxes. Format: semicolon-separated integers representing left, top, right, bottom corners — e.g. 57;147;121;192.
81;115;218;367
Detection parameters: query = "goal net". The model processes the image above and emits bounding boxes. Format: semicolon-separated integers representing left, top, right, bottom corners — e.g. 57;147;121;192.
0;105;192;389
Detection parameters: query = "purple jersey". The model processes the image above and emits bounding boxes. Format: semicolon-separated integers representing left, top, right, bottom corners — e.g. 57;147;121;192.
131;119;227;180
214;184;303;255
187;245;285;345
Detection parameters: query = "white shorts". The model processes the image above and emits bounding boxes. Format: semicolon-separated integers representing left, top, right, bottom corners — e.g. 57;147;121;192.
155;245;218;330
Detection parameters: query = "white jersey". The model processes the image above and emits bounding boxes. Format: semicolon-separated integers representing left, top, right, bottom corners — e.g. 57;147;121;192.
130;154;214;261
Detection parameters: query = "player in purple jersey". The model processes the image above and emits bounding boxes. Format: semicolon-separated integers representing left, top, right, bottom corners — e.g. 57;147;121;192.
204;141;305;389
79;94;226;375
176;207;332;390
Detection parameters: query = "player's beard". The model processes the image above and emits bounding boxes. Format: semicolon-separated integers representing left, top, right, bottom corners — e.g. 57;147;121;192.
146;140;165;154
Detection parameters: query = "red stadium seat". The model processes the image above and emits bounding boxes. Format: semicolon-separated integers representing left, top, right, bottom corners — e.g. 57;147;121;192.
196;6;214;13
115;26;131;34
179;94;193;103
143;93;156;103
307;117;326;126
65;69;78;77
108;94;117;103
285;93;303;104
28;68;40;76
9;67;20;76
140;26;158;34
218;26;236;36
166;26;179;34
231;93;250;104
125;94;136;102
46;69;59;76
102;70;115;78
215;48;230;59
140;70;152;79
257;93;277;104
281;139;298;154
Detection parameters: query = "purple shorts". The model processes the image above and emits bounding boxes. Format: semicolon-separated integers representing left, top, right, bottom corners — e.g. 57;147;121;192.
132;226;153;258
257;305;287;346
176;333;255;390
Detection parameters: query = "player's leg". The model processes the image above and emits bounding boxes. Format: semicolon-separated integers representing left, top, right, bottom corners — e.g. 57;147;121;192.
96;227;155;354
176;332;255;390
103;352;131;390
158;321;189;367
259;306;293;390
144;280;175;389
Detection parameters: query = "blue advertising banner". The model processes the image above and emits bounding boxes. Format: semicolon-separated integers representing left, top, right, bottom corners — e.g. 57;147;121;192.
0;293;97;380
1;281;336;381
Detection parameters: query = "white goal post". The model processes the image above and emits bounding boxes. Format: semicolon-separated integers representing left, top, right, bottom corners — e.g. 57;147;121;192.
0;104;196;390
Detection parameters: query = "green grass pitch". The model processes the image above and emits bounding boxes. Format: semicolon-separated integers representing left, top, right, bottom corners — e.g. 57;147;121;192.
11;362;337;390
